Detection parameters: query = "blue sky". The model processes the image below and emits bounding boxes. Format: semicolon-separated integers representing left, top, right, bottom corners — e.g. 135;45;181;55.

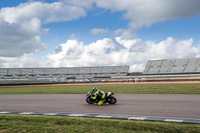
0;0;200;71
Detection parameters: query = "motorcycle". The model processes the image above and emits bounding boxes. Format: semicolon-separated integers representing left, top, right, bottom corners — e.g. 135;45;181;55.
86;91;117;105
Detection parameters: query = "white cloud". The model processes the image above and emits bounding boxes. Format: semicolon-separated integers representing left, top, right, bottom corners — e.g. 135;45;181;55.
0;55;42;68
1;1;86;24
95;0;200;29
62;0;94;8
113;28;124;35
0;18;46;57
90;28;109;35
90;28;126;37
0;57;17;68
0;1;86;58
45;37;200;72
18;55;41;68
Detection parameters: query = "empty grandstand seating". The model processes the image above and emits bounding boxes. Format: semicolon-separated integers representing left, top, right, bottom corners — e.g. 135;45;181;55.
101;66;114;73
0;66;129;80
21;68;32;75
78;67;91;74
184;58;199;72
56;68;68;75
68;67;79;74
143;58;200;74
90;67;101;74
32;68;45;75
158;60;174;74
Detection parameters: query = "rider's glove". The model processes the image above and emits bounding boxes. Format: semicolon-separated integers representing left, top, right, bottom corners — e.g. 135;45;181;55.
91;95;96;99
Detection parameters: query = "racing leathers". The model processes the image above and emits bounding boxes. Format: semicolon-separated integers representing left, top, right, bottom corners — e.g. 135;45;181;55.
92;89;105;106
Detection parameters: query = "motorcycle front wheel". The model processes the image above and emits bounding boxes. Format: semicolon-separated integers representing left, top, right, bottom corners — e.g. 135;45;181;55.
86;97;95;104
107;96;117;104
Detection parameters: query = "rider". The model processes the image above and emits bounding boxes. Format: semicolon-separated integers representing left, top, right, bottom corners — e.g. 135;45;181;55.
92;87;105;106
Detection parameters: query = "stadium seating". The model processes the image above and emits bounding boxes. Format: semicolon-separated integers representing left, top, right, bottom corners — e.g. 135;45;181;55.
78;67;91;74
143;58;200;74
0;66;129;80
21;68;33;75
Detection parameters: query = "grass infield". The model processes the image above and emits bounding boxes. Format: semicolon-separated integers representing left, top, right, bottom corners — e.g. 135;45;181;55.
0;114;200;133
0;83;200;94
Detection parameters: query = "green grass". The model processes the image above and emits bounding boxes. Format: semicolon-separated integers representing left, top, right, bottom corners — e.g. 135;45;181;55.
0;114;200;133
0;84;200;94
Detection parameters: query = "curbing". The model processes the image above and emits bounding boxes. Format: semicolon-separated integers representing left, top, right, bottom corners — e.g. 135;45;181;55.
0;111;200;124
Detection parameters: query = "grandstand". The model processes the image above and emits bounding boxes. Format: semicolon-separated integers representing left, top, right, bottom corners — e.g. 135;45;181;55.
0;66;129;84
143;58;200;75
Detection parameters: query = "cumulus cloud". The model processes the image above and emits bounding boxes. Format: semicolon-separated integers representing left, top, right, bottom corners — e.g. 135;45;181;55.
90;28;129;38
1;1;86;24
90;28;109;35
46;37;200;72
0;1;86;58
0;18;46;57
62;0;94;8
17;55;41;68
0;55;42;68
0;57;17;68
62;0;200;29
95;0;200;29
68;0;200;30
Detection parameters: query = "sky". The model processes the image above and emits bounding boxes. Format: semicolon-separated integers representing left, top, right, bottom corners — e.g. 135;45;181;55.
0;0;200;72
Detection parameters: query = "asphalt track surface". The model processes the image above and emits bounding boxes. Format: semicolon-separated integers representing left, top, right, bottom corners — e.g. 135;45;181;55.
0;94;200;119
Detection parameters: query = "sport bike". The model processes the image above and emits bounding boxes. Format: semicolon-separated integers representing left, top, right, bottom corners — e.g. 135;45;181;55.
86;91;117;105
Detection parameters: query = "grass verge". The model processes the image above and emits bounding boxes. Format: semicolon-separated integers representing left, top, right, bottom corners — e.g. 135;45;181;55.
0;84;200;94
0;114;200;133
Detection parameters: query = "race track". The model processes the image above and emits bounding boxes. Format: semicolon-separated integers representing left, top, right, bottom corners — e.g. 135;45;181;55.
0;94;200;119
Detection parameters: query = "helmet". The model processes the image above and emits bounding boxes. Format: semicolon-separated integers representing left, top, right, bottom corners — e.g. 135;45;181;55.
92;87;98;92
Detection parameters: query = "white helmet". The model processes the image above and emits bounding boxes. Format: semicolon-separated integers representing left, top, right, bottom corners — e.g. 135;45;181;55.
92;87;98;92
